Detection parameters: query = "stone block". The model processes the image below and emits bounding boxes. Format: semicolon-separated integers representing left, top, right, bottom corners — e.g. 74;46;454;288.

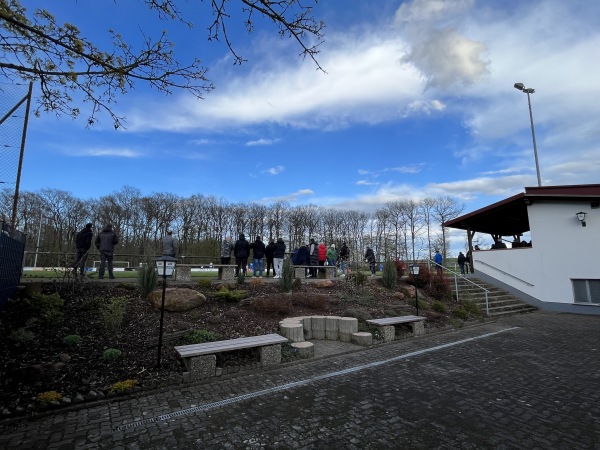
381;325;395;342
302;317;313;340
351;332;373;346
311;316;326;340
279;323;304;342
291;341;314;358
259;344;282;365
188;354;216;380
176;266;191;281
338;317;359;334
411;321;425;336
218;266;235;281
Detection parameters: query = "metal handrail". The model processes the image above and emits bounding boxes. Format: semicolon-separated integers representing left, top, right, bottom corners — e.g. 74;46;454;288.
428;259;491;316
474;259;534;287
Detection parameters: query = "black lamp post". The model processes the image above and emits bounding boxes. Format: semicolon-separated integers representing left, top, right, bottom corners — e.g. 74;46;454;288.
155;255;177;368
410;263;420;316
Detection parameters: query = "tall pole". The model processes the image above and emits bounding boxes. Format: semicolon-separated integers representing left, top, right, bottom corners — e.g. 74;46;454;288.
157;261;167;368
34;212;43;268
526;91;542;187
11;82;33;227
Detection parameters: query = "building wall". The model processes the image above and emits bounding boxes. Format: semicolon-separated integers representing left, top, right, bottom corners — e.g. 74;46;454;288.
472;200;600;313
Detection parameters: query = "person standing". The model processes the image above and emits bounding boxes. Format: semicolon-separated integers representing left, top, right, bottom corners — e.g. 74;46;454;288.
296;242;310;277
434;249;443;275
220;236;234;264
234;233;250;277
457;251;466;275
265;238;276;278
273;237;286;278
365;247;376;276
339;241;350;275
162;230;178;258
250;235;266;277
72;223;94;276
95;224;118;280
308;238;319;278
326;244;337;267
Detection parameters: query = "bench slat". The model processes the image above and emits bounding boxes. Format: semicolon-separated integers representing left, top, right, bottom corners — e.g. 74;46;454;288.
367;316;426;326
175;333;288;358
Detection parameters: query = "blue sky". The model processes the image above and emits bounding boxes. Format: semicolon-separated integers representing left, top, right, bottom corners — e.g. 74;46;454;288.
9;0;600;218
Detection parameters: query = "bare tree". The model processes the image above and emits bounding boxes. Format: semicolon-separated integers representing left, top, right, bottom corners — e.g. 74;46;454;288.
0;0;324;128
433;196;464;259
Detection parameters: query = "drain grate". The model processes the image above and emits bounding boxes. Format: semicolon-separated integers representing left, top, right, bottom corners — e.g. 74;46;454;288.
115;327;518;431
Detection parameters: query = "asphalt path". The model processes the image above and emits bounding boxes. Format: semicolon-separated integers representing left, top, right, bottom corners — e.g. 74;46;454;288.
1;312;599;449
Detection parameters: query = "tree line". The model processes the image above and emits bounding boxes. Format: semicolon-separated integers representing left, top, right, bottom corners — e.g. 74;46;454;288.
1;186;464;267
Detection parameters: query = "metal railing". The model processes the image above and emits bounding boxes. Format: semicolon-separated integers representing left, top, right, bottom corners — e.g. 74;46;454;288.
428;259;491;316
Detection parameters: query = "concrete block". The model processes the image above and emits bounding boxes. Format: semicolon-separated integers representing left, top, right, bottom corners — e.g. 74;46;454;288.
311;316;326;340
259;344;282;365
176;266;191;282
381;325;395;342
351;332;373;346
279;323;304;342
188;354;216;380
291;341;314;358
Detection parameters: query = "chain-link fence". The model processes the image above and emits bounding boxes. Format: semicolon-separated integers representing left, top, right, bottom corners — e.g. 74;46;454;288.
0;220;26;308
0;82;29;192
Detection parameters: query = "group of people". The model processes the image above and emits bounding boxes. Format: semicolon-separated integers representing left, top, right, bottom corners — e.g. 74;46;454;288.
72;223;119;279
220;235;352;278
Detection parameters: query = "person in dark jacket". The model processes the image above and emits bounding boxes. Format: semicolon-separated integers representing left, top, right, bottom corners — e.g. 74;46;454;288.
457;251;466;275
162;230;178;258
95;224;119;279
296;242;310;277
250;235;266;277
365;247;376;276
308;238;319;278
339;241;350;274
72;223;94;276
234;233;250;277
273;237;286;278
265;238;276;277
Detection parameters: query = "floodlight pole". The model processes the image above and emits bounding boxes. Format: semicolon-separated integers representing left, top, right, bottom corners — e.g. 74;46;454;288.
514;83;542;186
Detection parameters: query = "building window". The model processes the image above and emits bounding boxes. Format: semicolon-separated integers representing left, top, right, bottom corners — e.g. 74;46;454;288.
572;279;600;304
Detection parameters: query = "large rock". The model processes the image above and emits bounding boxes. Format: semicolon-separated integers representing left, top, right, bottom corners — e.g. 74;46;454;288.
400;285;416;298
148;288;206;312
315;280;334;288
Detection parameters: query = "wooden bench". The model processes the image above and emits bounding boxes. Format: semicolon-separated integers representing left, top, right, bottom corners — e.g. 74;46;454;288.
366;315;426;341
174;333;288;381
292;265;337;279
175;264;237;281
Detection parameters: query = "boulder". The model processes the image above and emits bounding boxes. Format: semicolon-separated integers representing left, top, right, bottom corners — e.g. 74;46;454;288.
400;285;416;298
315;280;334;288
393;291;405;300
148;288;206;312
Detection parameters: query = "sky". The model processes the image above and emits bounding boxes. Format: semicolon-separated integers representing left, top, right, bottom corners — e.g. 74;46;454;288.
4;0;600;240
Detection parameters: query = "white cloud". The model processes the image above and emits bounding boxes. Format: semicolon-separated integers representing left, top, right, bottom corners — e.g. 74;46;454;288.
246;138;281;146
259;189;314;204
262;165;285;175
72;148;141;158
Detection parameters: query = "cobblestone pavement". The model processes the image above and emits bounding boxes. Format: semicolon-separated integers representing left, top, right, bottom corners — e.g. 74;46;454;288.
1;312;599;449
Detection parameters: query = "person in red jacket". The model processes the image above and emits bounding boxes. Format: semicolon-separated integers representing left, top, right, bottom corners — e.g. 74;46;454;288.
318;242;327;275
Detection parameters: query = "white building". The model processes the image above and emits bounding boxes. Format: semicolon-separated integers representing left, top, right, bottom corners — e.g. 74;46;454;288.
444;184;600;315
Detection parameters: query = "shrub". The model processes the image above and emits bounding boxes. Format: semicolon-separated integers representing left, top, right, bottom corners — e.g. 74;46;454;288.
137;262;158;300
102;348;123;360
26;292;64;327
278;259;294;293
180;329;221;345
109;379;139;394
431;300;447;313
9;327;35;343
394;260;407;278
381;260;398;290
36;390;63;405
251;296;294;315
291;294;328;311
197;278;212;289
63;334;82;346
452;308;469;320
213;288;247;302
425;274;452;301
417;299;428;311
407;264;431;289
462;299;481;315
347;271;367;287
98;296;129;336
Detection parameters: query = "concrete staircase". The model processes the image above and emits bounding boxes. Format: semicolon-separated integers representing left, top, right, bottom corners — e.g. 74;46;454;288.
449;276;537;317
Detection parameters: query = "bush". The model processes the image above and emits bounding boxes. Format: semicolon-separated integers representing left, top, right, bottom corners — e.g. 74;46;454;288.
102;348;122;360
63;334;82;347
425;274;452;301
462;299;481;315
431;300;447;313
278;259;294;292
407;264;430;289
291;294;329;311
213;288;247;302
180;329;221;345
381;260;398;290
394;260;407;278
137;262;158;300
26;292;64;327
98;296;129;336
109;379;139;394
347;271;367;287
9;327;35;343
197;278;212;289
452;308;469;320
251;296;294;315
36;390;63;405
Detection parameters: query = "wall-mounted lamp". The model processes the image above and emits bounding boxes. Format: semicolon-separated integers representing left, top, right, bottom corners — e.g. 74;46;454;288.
575;211;587;227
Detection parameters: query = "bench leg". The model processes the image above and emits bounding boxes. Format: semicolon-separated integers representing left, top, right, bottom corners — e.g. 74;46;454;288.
186;355;216;381
176;266;192;282
380;325;395;342
294;267;305;279
410;321;425;336
219;267;235;281
259;344;282;366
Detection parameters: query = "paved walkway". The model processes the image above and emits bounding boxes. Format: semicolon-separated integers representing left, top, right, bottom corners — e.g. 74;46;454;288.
1;312;599;449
